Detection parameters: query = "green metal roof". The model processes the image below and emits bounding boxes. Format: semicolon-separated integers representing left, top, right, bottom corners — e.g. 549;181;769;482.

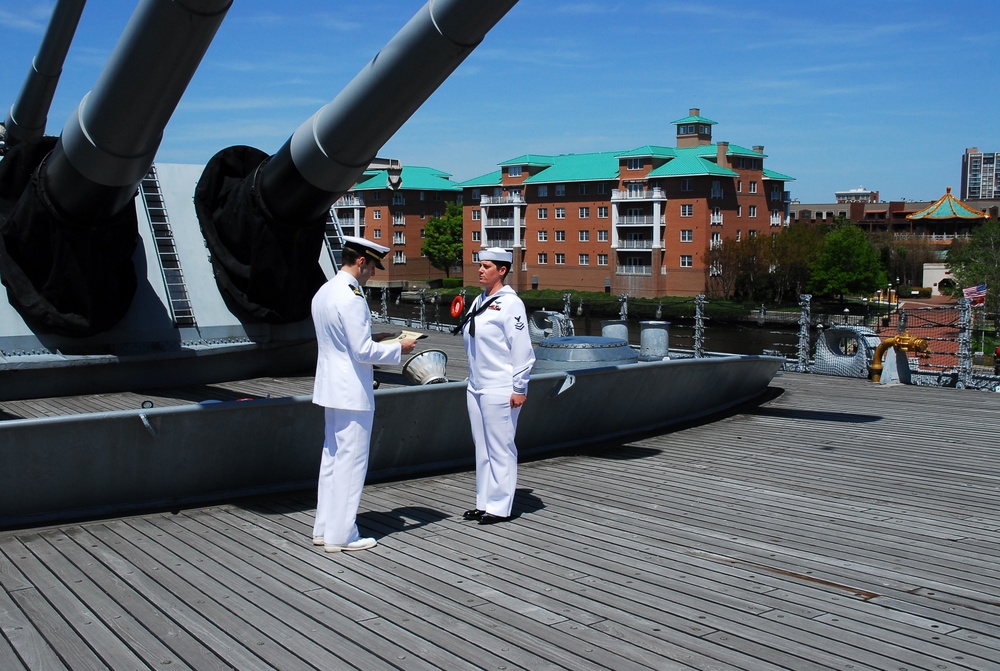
649;152;738;178
457;169;503;188
907;187;987;220
671;114;717;125
520;151;622;184
461;143;793;186
615;145;677;159
354;165;460;192
498;154;555;167
763;168;795;181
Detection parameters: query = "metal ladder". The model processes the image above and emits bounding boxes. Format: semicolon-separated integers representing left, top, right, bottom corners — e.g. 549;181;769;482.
139;165;196;326
323;208;347;271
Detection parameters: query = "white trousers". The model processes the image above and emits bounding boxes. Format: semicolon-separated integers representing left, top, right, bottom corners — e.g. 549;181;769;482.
467;388;520;517
313;407;372;545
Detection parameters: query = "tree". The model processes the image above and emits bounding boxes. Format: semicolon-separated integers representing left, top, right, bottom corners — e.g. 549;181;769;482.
946;218;1000;329
771;223;824;303
421;201;464;277
807;224;886;301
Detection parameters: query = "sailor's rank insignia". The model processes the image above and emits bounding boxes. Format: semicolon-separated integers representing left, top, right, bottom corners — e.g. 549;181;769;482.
514;315;525;330
350;284;364;297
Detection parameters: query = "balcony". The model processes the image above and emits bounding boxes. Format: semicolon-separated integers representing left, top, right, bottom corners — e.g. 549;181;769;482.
770;215;784;227
617;239;654;250
485;218;515;227
392;255;407;265
710;213;723;226
393;236;406;245
480;194;524;205
617;215;659;226
616;265;652;276
611;188;666;201
485;238;514;248
333;195;365;208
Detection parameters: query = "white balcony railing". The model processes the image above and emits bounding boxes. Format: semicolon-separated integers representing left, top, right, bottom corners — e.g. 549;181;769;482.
485;218;514;227
611;188;666;201
392;255;407;265
618;239;654;249
617;216;655;225
393;236;406;245
480;195;524;205
333;195;365;208
770;215;783;226
616;265;652;276
710;213;723;225
485;238;514;248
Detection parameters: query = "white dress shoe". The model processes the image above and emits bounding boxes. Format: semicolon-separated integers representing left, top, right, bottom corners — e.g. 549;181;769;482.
324;537;377;553
312;537;325;546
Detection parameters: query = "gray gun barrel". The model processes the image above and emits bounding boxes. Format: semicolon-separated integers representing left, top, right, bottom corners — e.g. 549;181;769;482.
0;0;231;336
43;0;232;221
258;0;519;222
195;0;519;323
3;0;86;147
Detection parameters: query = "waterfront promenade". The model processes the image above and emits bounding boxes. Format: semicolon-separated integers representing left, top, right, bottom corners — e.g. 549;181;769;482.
2;369;999;669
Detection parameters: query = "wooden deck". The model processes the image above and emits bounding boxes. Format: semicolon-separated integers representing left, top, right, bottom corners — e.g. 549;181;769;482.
3;370;1000;669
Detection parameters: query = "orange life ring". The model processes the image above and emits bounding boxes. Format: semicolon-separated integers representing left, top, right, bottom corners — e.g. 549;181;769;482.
450;295;464;319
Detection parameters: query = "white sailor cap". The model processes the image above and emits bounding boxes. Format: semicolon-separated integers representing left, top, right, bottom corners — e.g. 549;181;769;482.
479;247;513;264
343;235;390;269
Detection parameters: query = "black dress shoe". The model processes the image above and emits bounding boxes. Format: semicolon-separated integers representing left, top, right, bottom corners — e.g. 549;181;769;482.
478;513;510;525
463;509;485;520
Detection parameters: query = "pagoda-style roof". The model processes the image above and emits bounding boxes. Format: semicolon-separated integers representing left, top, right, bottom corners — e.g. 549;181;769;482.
907;187;987;221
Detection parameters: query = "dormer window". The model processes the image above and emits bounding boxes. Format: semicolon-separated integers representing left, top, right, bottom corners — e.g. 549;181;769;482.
508;166;522;177
627;158;643;170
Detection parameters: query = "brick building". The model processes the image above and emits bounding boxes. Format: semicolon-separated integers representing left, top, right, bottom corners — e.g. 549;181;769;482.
458;109;794;297
332;165;461;284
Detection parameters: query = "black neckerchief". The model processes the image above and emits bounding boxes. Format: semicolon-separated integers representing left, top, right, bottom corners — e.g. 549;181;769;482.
451;293;500;337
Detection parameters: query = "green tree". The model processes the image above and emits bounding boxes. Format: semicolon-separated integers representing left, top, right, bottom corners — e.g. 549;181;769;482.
808;224;886;300
771;223;824;303
946;218;1000;329
421;201;464;278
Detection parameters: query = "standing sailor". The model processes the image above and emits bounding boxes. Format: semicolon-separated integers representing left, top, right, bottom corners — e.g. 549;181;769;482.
311;236;416;551
458;248;535;524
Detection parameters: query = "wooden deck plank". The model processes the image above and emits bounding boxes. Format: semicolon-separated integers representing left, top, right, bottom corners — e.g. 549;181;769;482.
4;371;1000;669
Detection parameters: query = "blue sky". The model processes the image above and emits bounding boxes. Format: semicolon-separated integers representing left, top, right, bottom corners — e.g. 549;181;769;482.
3;1;999;204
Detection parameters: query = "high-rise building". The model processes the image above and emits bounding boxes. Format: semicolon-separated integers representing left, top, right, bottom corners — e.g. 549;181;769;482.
961;147;1000;200
459;110;794;297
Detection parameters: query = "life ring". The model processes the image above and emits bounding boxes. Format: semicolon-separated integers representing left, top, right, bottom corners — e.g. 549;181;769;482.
450;295;464;319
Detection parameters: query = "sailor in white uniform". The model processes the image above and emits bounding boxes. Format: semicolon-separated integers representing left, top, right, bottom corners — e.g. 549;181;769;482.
459;248;535;524
311;236;416;552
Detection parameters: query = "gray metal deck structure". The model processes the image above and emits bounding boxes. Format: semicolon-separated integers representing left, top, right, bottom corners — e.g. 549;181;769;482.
2;370;998;670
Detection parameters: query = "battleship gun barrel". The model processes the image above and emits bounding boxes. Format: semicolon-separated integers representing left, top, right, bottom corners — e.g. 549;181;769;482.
259;0;519;222
196;0;518;322
44;0;232;220
3;0;86;148
0;0;232;335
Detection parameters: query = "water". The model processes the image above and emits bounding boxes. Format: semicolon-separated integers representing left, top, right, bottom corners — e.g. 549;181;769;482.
371;298;805;357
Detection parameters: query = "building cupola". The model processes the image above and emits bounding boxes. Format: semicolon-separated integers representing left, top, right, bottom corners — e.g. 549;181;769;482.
672;108;717;148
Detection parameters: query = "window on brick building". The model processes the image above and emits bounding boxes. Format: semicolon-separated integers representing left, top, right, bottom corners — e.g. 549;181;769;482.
538;207;547;219
555;253;565;265
579;230;589;242
579;254;589;266
680;255;693;268
555;230;566;241
680;204;693;217
579;207;589;219
680;229;693;242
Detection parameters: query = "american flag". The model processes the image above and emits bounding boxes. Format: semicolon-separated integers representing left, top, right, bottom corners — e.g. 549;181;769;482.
962;283;987;303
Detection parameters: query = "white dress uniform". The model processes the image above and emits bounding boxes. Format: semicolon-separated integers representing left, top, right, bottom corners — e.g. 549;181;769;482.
462;284;535;517
311;268;401;546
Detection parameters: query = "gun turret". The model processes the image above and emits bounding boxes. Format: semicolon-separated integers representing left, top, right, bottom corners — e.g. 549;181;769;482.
2;0;85;150
0;0;232;336
195;0;519;323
